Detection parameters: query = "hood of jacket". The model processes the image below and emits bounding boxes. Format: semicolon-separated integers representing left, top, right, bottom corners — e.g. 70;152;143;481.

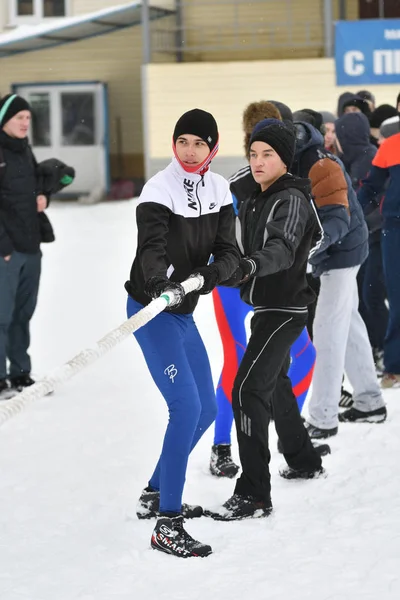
335;112;373;167
337;92;370;117
293;121;325;158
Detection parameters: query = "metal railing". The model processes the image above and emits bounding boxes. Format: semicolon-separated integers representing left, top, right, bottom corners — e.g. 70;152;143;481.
147;0;328;62
144;0;398;63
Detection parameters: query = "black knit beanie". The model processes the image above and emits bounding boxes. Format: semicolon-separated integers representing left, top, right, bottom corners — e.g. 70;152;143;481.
369;104;398;128
0;94;31;127
249;118;296;169
173;108;218;151
267;100;293;122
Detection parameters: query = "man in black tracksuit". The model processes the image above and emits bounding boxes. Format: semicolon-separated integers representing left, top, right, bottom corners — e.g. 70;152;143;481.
205;119;326;522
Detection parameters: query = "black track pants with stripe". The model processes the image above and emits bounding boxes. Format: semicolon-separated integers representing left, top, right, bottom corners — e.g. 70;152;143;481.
232;310;321;502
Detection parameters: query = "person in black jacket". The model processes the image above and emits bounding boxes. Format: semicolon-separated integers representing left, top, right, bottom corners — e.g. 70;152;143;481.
205;119;326;522
0;94;53;398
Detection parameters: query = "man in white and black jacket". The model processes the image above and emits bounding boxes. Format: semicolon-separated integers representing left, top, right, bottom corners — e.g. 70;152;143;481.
125;109;239;558
205;119;327;522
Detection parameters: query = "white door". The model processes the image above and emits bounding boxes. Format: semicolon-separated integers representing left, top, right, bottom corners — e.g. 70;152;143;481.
16;83;109;195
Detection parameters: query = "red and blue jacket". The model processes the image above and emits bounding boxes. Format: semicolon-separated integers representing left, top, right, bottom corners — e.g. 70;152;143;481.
358;132;400;220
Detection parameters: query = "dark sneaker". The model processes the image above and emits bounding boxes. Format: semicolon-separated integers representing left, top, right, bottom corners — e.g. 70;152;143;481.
204;493;272;521
9;374;35;392
339;406;387;423
277;439;331;457
136;487;203;520
339;387;353;408
305;422;338;439
279;465;326;480
209;444;239;478
151;515;212;558
0;378;16;400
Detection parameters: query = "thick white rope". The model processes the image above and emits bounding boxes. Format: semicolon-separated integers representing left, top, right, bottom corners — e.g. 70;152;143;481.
0;276;203;428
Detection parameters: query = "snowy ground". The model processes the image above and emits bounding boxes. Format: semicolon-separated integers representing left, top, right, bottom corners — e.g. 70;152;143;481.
0;199;399;600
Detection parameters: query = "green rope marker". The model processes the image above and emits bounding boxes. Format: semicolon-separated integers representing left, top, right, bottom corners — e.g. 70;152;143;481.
160;293;171;304
60;174;74;185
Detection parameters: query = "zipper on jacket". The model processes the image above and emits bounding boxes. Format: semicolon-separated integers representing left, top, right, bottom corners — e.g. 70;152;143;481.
196;178;202;215
249;276;257;304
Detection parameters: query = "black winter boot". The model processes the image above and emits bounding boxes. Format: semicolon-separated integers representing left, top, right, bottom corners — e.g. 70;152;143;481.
151;515;212;558
209;444;239;478
9;374;35;392
136;487;203;520
204;493;272;521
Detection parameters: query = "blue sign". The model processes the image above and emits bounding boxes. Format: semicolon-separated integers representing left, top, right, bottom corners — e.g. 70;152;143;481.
335;19;400;85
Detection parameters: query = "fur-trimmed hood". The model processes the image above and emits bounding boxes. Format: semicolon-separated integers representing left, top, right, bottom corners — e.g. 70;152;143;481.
242;101;281;157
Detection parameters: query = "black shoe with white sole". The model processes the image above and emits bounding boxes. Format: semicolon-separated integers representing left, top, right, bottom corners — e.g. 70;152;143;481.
0;378;16;400
209;444;239;478
277;439;331;457
279;465;326;480
338;406;387;423
151;515;212;558
137;487;203;520
305;422;338;439
339;387;353;408
9;374;35;392
204;493;272;521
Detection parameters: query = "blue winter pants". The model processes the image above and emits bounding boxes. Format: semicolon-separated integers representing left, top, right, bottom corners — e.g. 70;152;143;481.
127;296;217;514
357;239;388;351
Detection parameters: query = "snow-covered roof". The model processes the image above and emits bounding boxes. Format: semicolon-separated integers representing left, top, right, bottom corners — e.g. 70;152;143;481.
0;2;174;58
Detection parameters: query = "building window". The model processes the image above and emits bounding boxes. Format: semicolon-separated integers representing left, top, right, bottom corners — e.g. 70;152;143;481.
12;0;67;21
16;1;34;16
43;0;65;17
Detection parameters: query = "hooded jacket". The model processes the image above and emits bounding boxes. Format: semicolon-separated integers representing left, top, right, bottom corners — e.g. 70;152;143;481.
358;131;400;221
125;158;240;314
337;93;371;117
336;112;376;188
336;112;381;240
292;122;368;276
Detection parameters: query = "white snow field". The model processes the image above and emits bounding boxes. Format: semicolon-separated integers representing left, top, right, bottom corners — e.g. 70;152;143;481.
0;199;399;600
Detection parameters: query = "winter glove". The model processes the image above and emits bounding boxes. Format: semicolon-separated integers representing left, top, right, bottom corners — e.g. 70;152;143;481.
190;264;220;294
216;257;259;287
238;257;258;281
144;276;185;309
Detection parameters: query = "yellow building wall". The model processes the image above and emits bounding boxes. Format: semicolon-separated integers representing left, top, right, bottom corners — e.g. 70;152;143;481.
153;0;361;62
145;58;399;162
0;1;9;31
179;0;325;61
71;0;176;16
70;0;129;15
0;26;145;178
